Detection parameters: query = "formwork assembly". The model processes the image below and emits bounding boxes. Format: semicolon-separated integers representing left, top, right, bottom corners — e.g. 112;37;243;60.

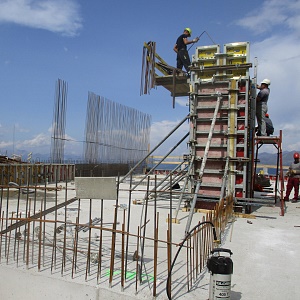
142;40;285;218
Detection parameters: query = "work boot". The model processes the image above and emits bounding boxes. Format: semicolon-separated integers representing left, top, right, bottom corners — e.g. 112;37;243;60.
284;197;289;201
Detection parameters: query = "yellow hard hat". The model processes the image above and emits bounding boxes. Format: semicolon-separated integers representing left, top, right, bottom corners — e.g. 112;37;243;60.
185;28;192;34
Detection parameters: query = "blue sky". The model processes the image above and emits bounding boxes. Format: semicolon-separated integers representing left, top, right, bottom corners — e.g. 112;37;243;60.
0;0;300;158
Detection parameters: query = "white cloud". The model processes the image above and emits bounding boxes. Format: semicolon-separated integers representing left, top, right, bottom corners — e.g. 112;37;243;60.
175;98;189;107
0;0;82;36
250;33;300;151
13;131;82;154
150;119;189;155
151;1;300;155
0;141;13;148
19;132;50;147
231;0;300;152
236;0;300;34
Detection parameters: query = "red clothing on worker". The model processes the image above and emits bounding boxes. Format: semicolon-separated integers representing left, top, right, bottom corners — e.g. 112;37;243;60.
285;177;299;201
284;158;300;201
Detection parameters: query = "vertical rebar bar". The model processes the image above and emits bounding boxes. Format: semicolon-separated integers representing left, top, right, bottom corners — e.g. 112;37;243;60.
97;199;103;283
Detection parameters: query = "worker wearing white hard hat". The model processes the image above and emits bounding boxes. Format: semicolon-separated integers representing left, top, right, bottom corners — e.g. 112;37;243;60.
173;28;199;74
256;78;271;136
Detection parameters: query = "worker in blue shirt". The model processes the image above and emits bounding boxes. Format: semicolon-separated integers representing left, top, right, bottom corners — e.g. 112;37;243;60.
256;79;271;136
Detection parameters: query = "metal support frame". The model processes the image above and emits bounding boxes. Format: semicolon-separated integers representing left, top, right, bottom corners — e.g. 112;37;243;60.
253;130;285;215
185;92;222;235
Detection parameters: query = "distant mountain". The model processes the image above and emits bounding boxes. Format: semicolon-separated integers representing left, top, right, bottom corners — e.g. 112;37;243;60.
2;147;298;167
258;151;297;167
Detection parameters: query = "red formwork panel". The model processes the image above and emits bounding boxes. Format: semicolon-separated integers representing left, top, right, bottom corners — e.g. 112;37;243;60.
203;160;226;168
237;136;244;144
197;136;228;146
197;86;229;94
197;187;223;197
197;99;229;107
192;79;249;199
195;199;216;210
236;150;245;157
196;123;228;132
237;122;245;131
201;175;223;184
195;148;228;157
238;110;245;117
197;110;229;119
238;98;246;105
235;175;244;184
194;162;226;172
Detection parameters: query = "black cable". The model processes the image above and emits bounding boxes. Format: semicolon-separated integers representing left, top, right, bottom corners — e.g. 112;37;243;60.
188;30;217;52
166;221;217;300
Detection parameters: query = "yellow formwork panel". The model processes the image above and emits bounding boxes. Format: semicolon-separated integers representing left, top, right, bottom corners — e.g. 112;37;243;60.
198;60;218;67
194;45;220;60
198;72;216;80
227;57;247;65
227;69;248;77
225;45;247;56
224;42;250;60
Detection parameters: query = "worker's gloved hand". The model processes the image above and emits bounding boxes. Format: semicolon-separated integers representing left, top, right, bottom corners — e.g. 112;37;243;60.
193;37;199;43
291;169;296;174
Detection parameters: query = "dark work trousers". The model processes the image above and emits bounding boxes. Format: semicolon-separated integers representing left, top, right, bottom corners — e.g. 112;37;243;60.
176;49;191;72
285;177;299;200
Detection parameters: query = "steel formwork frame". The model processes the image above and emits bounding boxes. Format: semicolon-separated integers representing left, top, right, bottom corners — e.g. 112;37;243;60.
188;42;253;202
141;40;284;221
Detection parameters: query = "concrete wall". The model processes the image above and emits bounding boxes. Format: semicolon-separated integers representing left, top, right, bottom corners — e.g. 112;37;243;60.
0;265;138;300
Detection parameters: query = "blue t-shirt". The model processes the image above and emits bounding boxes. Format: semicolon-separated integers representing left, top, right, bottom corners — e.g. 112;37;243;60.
257;88;270;103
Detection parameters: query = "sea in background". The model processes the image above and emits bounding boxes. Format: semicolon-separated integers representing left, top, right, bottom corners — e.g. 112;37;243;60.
147;163;287;176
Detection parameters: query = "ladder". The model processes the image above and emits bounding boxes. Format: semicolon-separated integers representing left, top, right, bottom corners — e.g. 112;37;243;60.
184;92;222;234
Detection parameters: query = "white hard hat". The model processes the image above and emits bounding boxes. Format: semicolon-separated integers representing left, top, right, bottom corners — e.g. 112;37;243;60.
261;78;271;85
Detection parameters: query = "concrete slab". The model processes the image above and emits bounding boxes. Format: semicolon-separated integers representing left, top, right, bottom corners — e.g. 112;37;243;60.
0;178;299;300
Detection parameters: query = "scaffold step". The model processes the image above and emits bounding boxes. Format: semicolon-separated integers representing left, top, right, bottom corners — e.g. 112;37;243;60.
196;105;229;110
199;182;244;189
196;130;226;135
196;118;228;122
195;144;227;148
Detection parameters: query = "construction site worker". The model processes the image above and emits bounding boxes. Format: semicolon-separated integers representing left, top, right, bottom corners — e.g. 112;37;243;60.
265;113;274;136
173;28;199;74
284;152;300;202
256;78;271;136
